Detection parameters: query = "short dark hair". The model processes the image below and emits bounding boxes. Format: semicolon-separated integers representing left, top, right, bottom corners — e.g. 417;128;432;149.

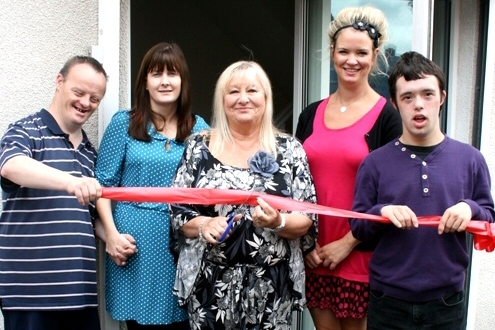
388;51;445;104
59;56;108;81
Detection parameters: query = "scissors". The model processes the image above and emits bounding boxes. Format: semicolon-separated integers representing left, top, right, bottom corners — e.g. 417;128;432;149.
218;191;254;243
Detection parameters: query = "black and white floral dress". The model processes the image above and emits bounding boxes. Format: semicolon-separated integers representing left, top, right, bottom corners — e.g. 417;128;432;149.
170;132;317;330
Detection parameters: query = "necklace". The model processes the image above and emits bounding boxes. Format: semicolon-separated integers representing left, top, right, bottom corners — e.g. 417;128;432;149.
336;94;356;113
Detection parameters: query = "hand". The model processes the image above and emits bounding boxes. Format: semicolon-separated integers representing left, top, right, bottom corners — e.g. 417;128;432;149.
202;214;242;244
317;237;354;270
66;177;102;205
438;202;472;234
304;243;322;269
381;205;418;229
252;197;281;229
106;232;137;267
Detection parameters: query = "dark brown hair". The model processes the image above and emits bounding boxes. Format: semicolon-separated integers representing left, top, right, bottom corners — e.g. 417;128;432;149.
388;51;446;105
129;42;195;142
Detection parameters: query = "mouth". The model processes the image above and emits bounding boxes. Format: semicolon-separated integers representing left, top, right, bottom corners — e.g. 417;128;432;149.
75;106;89;113
413;114;427;124
344;68;359;73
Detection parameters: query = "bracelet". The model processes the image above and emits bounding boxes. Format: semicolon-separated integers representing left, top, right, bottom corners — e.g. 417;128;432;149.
271;213;286;233
198;217;211;242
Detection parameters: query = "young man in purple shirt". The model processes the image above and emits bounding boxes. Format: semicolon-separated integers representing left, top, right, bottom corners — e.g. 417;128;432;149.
350;51;494;329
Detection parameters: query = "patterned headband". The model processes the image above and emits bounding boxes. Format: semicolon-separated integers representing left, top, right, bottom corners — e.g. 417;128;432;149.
333;20;382;48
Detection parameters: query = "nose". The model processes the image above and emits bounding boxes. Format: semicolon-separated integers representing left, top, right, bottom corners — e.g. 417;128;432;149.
160;74;170;86
79;94;91;108
346;54;358;65
238;91;249;103
413;96;424;110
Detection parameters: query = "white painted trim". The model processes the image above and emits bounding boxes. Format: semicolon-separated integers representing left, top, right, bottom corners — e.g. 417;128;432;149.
293;0;307;134
467;1;495;329
95;1;121;329
412;0;434;57
445;0;461;138
319;0;331;100
97;0;121;141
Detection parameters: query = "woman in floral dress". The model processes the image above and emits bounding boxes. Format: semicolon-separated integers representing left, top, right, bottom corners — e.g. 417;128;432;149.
170;61;317;330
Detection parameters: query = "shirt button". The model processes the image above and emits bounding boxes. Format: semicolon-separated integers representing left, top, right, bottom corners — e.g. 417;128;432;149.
422;174;427;179
423;188;429;193
411;154;416;159
422;161;427;166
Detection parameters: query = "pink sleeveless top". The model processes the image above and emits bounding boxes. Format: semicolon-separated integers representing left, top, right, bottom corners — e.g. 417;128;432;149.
304;95;386;282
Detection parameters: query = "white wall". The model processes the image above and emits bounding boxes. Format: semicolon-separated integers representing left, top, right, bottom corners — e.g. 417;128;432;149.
0;1;494;330
0;1;99;329
472;0;495;328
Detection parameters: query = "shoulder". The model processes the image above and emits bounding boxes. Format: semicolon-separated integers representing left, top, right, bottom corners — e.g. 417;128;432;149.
377;101;401;124
110;109;132;124
185;130;208;145
193;115;210;131
444;136;484;157
276;133;299;145
299;100;324;120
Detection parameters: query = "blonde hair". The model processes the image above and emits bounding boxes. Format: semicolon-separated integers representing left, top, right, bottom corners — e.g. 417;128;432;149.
210;61;279;157
328;6;389;74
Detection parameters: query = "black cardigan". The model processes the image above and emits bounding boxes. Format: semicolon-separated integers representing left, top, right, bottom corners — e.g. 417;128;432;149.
295;98;403;251
295;99;402;149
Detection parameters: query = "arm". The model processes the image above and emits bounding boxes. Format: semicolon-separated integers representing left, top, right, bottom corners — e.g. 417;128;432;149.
349;160;389;241
252;198;312;239
96;198;137;266
94;111;137;265
438;154;495;233
1;155;101;205
316;231;360;270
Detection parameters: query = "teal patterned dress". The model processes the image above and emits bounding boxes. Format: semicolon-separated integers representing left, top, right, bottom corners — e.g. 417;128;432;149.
170;132;317;330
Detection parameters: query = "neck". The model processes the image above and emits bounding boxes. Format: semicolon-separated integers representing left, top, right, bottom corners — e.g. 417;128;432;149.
335;85;371;104
399;130;445;147
47;104;81;135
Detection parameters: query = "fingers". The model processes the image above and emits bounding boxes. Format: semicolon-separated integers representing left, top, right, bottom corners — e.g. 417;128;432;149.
304;250;322;269
106;233;137;267
381;205;418;229
70;177;102;205
252;197;279;228
438;202;472;234
201;216;230;244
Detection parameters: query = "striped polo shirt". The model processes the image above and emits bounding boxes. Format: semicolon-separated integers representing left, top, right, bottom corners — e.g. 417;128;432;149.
0;109;98;310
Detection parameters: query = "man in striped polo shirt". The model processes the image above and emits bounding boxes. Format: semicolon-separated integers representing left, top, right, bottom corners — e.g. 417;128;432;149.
0;56;107;330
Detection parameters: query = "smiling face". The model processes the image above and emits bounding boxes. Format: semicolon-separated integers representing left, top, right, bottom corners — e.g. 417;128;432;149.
331;27;378;86
393;74;446;146
223;69;266;129
146;68;182;110
53;63;106;132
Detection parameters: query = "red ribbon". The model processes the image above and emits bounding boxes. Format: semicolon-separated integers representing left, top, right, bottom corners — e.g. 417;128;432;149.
101;187;495;252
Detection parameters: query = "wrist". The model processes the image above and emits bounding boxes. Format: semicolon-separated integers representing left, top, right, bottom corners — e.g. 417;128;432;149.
198;216;211;241
270;213;286;233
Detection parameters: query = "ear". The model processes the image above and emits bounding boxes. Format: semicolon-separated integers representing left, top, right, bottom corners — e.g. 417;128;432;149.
55;73;64;90
390;98;399;111
440;90;447;106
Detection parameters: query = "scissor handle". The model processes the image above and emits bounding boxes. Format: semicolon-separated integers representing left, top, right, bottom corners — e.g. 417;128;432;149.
218;212;235;242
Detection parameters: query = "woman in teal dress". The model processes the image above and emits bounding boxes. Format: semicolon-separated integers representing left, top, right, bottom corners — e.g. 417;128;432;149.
95;42;209;329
